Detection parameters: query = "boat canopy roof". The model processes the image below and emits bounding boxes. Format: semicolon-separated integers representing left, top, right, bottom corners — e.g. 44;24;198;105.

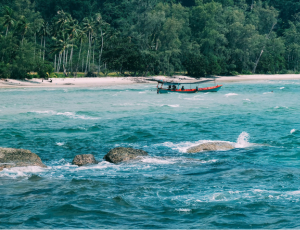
157;79;215;85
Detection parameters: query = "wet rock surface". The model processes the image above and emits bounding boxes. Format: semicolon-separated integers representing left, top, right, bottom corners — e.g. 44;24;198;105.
72;154;98;166
104;147;148;164
0;148;46;171
187;142;235;153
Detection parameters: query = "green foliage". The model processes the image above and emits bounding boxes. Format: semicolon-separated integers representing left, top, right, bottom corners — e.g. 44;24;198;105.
35;61;53;79
0;0;300;78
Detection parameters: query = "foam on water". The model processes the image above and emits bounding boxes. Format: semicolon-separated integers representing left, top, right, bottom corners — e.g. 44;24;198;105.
56;142;65;146
31;110;100;120
176;208;192;212
2;81;300;228
291;129;297;134
225;93;238;97
163;132;251;152
235;132;251;148
0;166;47;178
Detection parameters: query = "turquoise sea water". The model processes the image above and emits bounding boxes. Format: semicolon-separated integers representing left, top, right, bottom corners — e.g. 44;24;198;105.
0;80;300;229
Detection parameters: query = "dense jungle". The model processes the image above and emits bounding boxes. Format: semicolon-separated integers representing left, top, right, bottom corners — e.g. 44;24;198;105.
1;0;300;78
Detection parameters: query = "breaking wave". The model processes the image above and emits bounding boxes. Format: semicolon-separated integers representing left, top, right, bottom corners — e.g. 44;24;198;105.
163;132;252;153
31;110;101;120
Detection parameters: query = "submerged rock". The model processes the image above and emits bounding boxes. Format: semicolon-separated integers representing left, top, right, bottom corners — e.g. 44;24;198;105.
104;147;148;164
72;154;98;166
187;142;235;153
0;148;46;171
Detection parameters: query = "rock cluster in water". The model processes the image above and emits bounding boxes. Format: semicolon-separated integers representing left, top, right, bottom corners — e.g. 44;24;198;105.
0;148;47;171
72;154;98;166
0;142;235;171
103;147;149;164
187;142;235;153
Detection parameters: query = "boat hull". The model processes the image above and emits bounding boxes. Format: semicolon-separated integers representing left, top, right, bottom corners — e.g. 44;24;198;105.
157;85;222;94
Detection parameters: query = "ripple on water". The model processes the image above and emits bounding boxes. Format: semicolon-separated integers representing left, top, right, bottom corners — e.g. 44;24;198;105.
1;81;300;228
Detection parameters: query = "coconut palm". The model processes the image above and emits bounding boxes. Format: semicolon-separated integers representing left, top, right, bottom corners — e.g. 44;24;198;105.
66;19;81;74
75;28;87;74
51;34;76;75
17;16;30;45
2;6;15;37
38;21;51;60
94;13;109;74
82;17;95;73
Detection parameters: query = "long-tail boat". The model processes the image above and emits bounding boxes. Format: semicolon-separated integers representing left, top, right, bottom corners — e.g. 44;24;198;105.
156;79;222;94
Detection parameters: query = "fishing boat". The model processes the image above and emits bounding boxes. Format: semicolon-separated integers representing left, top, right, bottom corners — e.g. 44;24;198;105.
156;79;222;94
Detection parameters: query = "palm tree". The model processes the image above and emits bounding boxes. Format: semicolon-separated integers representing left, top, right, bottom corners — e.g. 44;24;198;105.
53;10;72;36
94;13;109;75
31;18;43;60
82;17;95;73
2;6;15;37
66;19;81;74
38;21;51;60
75;29;87;74
51;34;76;76
17;16;30;45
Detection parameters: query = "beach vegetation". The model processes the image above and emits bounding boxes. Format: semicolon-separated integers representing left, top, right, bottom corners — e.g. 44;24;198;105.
1;0;300;78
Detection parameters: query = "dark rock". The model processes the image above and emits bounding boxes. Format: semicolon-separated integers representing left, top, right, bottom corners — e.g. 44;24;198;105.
0;148;46;171
72;154;98;166
187;142;235;153
103;147;148;164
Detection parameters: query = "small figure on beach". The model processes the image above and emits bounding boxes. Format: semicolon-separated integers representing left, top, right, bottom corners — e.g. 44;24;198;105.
181;86;185;90
49;79;52;83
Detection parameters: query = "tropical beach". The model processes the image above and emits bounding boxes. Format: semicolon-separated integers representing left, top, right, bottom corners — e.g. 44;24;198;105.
1;74;300;88
2;0;300;229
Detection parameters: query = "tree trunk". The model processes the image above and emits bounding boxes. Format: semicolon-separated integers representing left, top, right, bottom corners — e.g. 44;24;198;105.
57;53;62;73
5;26;9;37
253;22;277;74
40;36;43;59
98;29;104;75
85;50;90;74
54;54;56;72
43;37;46;61
82;57;84;73
76;40;83;76
70;45;73;75
34;33;36;60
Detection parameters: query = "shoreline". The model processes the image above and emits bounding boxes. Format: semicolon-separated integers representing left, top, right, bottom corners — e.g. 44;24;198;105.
1;74;300;88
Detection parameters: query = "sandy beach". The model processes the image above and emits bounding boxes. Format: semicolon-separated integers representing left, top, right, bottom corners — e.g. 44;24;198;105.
1;74;300;88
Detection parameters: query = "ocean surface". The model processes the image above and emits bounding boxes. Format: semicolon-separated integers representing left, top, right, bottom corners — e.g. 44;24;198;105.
0;80;300;229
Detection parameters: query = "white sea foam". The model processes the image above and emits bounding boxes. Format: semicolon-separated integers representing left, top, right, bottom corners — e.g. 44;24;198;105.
287;190;300;195
176;208;191;212
32;110;55;114
235;132;251;148
291;129;297;134
274;106;288;109
0;166;46;178
225;93;238;97
160;104;180;108
280;87;285;89
163;132;252;153
56;142;65;146
139;157;177;165
163;140;234;153
31;110;100;120
243;99;251;101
